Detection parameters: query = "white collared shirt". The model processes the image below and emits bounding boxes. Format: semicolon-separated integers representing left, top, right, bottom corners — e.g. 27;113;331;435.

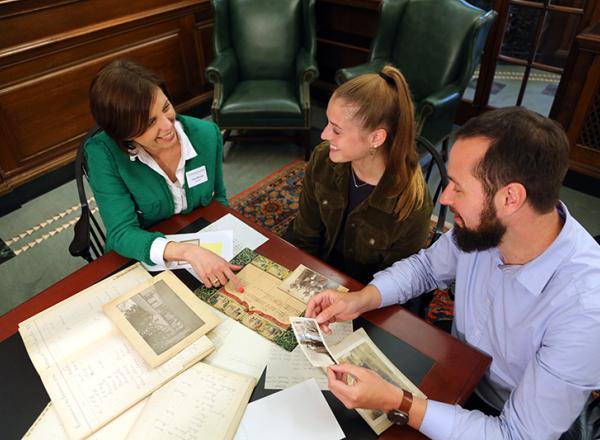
129;121;198;265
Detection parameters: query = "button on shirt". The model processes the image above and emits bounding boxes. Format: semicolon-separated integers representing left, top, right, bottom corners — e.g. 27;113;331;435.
371;202;600;439
129;121;197;265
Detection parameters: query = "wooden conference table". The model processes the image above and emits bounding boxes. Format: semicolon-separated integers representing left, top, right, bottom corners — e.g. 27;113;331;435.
0;201;491;440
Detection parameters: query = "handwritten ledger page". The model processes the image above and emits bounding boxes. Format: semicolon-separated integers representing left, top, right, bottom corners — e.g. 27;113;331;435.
23;400;147;440
127;362;255;440
19;264;214;439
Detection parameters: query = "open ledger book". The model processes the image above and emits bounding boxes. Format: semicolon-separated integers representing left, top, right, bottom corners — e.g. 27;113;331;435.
24;362;255;440
19;264;252;440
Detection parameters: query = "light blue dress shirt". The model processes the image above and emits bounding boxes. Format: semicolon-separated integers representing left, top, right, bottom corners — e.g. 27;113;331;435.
371;203;600;439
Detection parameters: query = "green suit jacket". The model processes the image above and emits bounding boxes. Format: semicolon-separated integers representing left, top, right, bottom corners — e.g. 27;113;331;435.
290;142;433;284
85;115;227;264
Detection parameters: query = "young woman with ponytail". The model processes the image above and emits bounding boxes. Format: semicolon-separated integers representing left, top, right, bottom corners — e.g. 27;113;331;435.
289;65;433;284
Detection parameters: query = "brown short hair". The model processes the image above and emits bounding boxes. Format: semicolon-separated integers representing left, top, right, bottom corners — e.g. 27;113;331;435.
334;65;426;221
89;59;169;153
456;107;569;214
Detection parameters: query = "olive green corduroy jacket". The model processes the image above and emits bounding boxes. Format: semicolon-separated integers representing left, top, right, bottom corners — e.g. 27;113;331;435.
290;142;433;284
85;115;227;264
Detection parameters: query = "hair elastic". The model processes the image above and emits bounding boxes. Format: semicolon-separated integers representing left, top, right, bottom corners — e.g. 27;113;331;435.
379;71;395;86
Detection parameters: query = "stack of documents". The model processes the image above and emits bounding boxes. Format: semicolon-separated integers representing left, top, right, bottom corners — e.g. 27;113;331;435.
20;214;397;439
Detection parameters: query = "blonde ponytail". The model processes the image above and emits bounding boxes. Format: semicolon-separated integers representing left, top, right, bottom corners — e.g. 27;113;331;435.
335;65;426;221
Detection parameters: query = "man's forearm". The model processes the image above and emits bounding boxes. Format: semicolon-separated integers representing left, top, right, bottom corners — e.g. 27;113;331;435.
359;284;383;313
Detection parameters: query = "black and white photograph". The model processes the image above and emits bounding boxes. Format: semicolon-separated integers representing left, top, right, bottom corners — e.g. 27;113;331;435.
104;270;220;367
280;265;347;304
337;341;404;421
330;328;427;434
290;317;336;368
117;279;204;355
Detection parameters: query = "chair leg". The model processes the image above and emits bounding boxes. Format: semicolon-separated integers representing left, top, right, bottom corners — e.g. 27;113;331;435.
221;129;231;162
442;138;448;162
82;251;93;264
303;130;311;161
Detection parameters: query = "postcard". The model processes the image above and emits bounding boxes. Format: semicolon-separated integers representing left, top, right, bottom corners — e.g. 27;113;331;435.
103;270;220;368
279;265;348;304
290;317;337;368
330;327;427;435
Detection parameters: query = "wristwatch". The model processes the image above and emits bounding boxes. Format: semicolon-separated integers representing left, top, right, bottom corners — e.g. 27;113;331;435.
387;390;413;425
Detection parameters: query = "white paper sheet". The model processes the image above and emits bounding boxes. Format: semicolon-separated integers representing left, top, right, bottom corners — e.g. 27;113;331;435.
200;213;268;255
18;264;215;440
265;321;353;390
203;308;272;380
266;344;329;390
143;230;235;271
233;379;345;440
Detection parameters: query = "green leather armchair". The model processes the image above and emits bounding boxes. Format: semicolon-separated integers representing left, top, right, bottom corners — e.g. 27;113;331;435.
206;0;318;160
335;0;496;152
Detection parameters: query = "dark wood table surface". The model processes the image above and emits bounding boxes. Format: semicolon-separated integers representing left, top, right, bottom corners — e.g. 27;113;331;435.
0;201;491;440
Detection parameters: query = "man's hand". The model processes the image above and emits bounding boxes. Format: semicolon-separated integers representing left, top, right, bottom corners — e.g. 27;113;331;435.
305;285;382;334
164;242;242;290
327;363;402;411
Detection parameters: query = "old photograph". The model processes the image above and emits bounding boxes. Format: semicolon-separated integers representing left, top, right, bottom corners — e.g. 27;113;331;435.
104;270;220;367
280;265;347;304
337;341;406;421
117;279;204;356
329;327;426;435
290;317;336;367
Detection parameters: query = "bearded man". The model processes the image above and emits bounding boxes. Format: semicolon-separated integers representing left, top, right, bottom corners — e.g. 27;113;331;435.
306;107;600;439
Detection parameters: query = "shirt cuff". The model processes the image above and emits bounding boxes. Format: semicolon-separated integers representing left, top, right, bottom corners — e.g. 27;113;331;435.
419;400;456;440
150;237;169;266
370;275;399;308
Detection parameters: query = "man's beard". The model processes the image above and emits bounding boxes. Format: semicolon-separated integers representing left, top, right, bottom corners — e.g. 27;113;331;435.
452;199;506;252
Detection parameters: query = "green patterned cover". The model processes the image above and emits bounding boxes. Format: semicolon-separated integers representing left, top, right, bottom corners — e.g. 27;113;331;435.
194;248;300;352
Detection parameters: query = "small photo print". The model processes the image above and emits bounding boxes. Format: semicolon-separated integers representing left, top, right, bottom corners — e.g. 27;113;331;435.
116;279;204;356
280;265;347;304
104;270;219;367
290;317;336;368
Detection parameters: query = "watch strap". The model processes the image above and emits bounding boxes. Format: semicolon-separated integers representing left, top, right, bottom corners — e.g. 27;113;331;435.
399;390;413;414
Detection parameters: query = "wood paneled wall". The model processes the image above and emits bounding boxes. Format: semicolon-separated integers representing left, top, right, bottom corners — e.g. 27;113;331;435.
0;0;215;197
550;3;600;179
3;0;598;200
0;0;382;201
314;0;379;97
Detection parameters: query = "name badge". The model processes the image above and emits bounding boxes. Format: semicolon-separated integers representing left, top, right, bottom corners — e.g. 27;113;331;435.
186;166;208;188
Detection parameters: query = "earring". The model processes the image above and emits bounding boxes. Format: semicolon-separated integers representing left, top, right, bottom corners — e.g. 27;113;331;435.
369;145;378;156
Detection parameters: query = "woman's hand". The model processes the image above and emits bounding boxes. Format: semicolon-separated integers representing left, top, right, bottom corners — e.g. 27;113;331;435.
164;242;242;290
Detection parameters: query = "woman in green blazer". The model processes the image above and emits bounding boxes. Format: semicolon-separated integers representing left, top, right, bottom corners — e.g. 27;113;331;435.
86;59;240;289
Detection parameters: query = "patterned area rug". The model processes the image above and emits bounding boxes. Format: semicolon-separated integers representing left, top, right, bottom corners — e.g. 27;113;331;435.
230;160;306;236
229;160;454;325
